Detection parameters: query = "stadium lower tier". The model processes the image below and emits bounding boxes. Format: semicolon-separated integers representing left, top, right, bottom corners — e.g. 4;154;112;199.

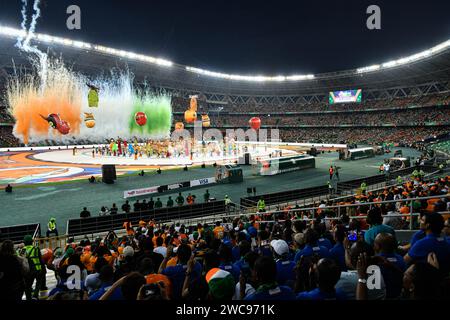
1;125;448;148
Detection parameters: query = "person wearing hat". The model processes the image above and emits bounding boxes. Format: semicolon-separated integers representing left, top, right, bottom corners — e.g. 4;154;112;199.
270;239;296;287
360;181;367;195
46;217;58;238
257;197;266;212
20;235;46;300
205;268;235;300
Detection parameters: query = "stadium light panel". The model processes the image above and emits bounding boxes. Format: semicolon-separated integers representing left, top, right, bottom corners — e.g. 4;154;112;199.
185;66;315;82
0;23;448;80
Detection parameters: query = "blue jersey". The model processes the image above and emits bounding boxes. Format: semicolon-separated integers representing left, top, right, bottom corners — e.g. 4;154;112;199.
294;244;330;263
408;234;450;273
245;285;296;301
297;287;347;300
275;259;296;286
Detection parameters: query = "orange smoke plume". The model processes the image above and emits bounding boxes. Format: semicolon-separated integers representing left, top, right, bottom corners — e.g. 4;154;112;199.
7;59;82;144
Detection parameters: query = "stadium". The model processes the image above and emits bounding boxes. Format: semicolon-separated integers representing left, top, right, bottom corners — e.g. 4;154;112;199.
0;0;449;306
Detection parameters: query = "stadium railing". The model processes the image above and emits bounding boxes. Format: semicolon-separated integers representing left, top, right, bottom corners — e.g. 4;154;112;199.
66;200;226;237
0;223;40;243
252;194;450;230
240;165;438;209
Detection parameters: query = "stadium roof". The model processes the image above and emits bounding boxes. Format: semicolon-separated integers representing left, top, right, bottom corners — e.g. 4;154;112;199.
0;25;449;97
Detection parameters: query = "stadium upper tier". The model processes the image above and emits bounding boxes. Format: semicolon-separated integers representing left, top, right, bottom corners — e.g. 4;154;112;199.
0;26;449;97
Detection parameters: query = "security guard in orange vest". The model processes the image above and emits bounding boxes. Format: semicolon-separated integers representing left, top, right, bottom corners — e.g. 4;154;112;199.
186;193;195;205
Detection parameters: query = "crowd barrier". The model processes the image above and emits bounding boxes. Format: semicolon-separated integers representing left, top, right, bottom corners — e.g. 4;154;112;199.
240;165;439;208
0;223;40;243
67;200;226;237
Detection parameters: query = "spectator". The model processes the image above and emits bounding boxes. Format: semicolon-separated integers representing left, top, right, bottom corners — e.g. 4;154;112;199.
218;244;240;282
159;245;202;299
154;237;167;258
294;229;330;263
372;233;405;299
166;196;174;208
176;193;184;206
121;200;131;213
364;207;395;246
186;193;195;205
296;258;345;300
0;240;27;300
404;212;450;274
110;203;118;215
99;206;109;216
204;190;210;203
133;200;141;212
329;224;347;272
270;239;296;287
155;198;163;209
5;184;12;193
382;204;405;230
243;256;295;300
148;197;155;210
80;207;91;218
336;240;386;300
205;268;235;300
99;272;146;301
88;265;123;300
402;261;441;300
84;257;108;296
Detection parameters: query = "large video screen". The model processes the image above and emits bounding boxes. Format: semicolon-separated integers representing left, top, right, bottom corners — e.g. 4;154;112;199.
329;89;362;104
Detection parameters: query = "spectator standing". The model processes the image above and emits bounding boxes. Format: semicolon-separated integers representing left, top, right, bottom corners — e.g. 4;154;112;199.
80;207;91;218
166;196;174;208
122;200;131;213
155;198;163;209
176;193;184;206
110;203;118;215
204;190;210;203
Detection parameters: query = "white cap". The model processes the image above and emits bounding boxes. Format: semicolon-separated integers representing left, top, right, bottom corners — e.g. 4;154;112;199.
270;239;289;256
123;246;134;257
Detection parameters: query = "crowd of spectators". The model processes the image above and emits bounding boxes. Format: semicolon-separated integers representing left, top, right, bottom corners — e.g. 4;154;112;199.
278;127;449;146
173;107;450;127
1;174;448;301
1;95;449;148
171;93;450;113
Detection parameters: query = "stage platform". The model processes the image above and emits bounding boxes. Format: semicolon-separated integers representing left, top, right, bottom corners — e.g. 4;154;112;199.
0;144;296;186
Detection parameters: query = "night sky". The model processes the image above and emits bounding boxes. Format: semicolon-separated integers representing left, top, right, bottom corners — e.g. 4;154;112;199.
0;0;449;74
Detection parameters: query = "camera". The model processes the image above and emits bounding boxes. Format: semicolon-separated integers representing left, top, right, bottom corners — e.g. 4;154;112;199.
142;283;161;298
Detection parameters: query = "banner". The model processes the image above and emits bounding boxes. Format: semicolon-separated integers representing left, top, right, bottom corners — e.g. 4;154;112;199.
124;186;160;199
190;177;216;187
123;177;216;198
